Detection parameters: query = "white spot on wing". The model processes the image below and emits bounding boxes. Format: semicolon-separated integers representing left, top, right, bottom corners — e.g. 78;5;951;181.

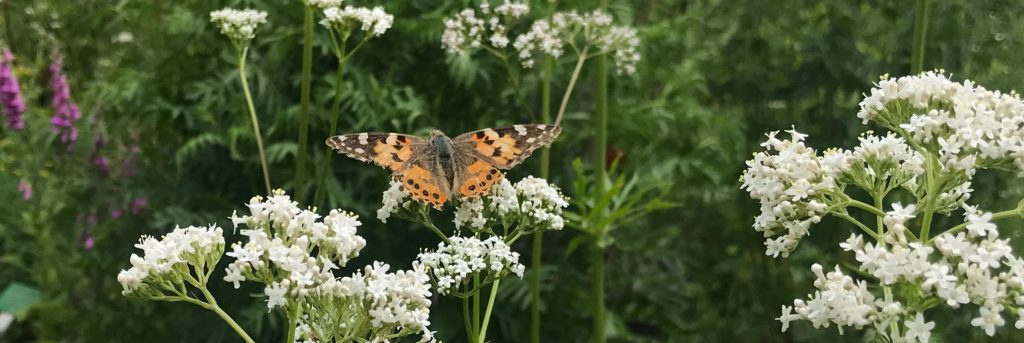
358;133;369;145
526;137;536;143
537;125;547;129
355;148;365;154
514;125;527;135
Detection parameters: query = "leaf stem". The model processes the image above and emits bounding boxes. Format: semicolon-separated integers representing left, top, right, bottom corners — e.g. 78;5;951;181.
554;46;590;127
910;0;931;74
295;4;315;201
532;55;554;343
314;38;349;208
477;279;502;343
237;47;272;195
928;208;1020;241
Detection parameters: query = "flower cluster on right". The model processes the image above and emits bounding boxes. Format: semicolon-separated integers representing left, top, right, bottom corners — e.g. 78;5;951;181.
742;71;1024;341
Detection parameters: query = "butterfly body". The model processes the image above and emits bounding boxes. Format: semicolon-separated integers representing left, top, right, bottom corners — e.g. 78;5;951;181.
327;124;561;209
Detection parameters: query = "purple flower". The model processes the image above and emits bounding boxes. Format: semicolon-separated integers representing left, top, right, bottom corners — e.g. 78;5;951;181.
0;49;25;130
110;208;122;219
49;56;81;148
17;179;31;200
131;197;148;214
91;135;110;175
83;234;95;251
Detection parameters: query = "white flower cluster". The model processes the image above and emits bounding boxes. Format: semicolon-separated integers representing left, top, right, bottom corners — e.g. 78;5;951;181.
859;71;1024;176
378;179;413;223
452;177;568;232
825;133;925;192
416;236;524;294
307;0;343;9
777;264;934;342
117;225;225;296
223;190;367;309
210;8;268;42
784;203;1024;338
440;1;529;55
740;129;838;258
512;10;640;74
296;262;435;343
320;5;394;37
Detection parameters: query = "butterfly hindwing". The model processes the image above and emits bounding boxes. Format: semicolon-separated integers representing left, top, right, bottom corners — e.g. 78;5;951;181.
326;133;424;171
453;124;562;169
454;157;504;199
399;161;449;209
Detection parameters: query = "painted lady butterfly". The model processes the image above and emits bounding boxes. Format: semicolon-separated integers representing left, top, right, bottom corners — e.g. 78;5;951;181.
326;124;561;209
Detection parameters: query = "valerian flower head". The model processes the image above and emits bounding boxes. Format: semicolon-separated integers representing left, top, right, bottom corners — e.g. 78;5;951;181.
451;177;569;232
320;6;393;37
513;10;640;74
307;0;343;9
296;262;436;342
441;1;529;56
416;236;524;295
740;129;839;257
0;49;26;130
860;71;1024;177
223;190;367;309
210;8;268;42
117;225;225;297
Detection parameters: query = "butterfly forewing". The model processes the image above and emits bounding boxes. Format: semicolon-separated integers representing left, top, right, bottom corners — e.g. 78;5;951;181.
326;133;425;171
453;124;562;169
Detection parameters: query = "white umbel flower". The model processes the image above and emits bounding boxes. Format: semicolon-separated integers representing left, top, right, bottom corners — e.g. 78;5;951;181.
223;190;367;309
416;236;524;294
321;6;394;36
210;8;268;42
117;225;225;295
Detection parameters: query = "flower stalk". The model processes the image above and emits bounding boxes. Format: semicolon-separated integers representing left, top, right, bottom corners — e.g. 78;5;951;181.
295;3;315;202
237;47;272;195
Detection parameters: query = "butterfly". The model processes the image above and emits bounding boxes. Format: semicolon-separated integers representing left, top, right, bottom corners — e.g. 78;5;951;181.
326;124;561;209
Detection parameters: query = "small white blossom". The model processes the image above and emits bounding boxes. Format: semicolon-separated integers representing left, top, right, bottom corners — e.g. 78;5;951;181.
416;236;524;294
223;190;366;309
441;1;528;55
210;8;268;42
307;0;343;9
117;225;225;296
903;313;935;343
321;6;394;37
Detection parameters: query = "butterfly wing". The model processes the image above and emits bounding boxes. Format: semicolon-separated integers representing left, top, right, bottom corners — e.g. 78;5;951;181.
452;124;562;169
450;124;560;199
397;158;451;209
326;132;451;209
326;132;425;171
452;152;504;199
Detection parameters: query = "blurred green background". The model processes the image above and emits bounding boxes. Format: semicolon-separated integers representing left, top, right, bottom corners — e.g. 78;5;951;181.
3;0;1024;342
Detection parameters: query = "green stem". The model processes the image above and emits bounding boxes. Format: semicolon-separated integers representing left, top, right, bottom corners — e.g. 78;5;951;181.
910;0;931;74
591;0;609;333
295;4;314;201
919;155;943;240
848;199;886;217
477;279;502;343
165;293;255;343
238;47;272;195
591;244;606;343
532;55;554;343
284;302;301;343
314;40;349;208
929;208;1020;241
421;209;451;243
833;212;882;241
464;296;475;340
209;302;257;343
473;274;481;336
873;195;885;238
554;46;589;127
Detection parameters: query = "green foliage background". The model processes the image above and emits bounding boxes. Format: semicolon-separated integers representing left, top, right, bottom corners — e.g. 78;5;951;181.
2;0;1024;342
